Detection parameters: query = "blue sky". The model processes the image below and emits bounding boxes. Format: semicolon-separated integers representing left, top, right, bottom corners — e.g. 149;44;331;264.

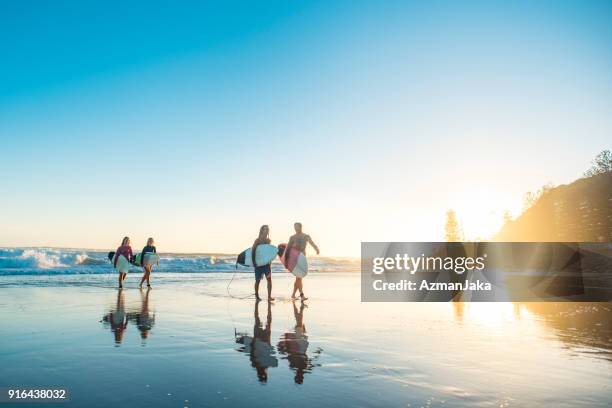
1;0;611;255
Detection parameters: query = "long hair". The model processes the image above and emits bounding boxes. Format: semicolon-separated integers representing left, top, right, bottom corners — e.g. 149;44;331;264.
121;236;130;246
257;225;270;240
258;225;269;242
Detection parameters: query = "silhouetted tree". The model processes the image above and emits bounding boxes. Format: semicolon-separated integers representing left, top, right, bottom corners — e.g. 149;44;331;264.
444;210;463;242
584;149;612;177
522;183;555;212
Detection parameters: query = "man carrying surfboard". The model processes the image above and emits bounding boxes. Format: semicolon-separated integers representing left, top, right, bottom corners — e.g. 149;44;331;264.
286;222;319;301
252;225;274;301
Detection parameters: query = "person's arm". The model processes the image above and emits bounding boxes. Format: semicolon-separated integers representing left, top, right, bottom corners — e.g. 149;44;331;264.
307;235;320;255
153;246;156;253
138;247;146;266
128;247;134;263
252;240;259;267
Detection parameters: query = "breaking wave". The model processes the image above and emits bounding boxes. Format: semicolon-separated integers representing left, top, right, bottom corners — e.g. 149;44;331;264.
0;247;358;276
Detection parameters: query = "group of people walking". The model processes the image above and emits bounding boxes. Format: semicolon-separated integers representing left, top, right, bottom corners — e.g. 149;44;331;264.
113;237;157;289
252;222;319;302
111;222;319;300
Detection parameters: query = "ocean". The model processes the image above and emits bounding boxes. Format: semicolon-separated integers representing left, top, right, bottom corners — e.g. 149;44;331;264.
0;247;359;287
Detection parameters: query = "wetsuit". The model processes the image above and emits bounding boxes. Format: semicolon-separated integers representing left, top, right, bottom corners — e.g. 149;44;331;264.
140;245;157;268
141;245;156;256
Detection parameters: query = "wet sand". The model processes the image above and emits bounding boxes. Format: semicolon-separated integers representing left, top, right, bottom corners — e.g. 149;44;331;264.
0;273;610;407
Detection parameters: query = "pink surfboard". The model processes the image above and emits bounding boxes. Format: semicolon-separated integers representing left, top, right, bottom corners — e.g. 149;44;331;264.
278;243;308;278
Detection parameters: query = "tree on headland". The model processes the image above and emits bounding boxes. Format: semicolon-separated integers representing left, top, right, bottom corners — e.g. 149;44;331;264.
522;183;555;212
444;209;464;242
583;149;612;177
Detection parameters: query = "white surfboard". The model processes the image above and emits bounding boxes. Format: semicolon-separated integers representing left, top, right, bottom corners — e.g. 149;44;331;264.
142;253;159;268
135;252;160;268
292;254;308;278
237;244;278;267
113;254;131;273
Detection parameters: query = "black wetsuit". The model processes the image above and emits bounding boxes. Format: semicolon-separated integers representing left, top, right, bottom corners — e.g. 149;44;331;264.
141;245;156;259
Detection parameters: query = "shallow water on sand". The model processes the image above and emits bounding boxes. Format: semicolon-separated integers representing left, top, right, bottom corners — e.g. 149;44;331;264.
0;273;610;407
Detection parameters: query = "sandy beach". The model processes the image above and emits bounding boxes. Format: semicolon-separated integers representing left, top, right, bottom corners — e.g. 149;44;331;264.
1;272;610;407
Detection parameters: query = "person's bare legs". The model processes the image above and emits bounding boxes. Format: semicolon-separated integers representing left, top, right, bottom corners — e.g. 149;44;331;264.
140;266;151;288
119;272;127;288
297;277;307;300
255;277;262;301
266;276;274;301
291;278;299;299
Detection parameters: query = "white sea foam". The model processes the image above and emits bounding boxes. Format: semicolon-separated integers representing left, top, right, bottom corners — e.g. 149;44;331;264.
0;247;359;277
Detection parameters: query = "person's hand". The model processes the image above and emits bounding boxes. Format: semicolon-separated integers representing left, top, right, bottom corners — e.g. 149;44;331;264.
316;249;320;255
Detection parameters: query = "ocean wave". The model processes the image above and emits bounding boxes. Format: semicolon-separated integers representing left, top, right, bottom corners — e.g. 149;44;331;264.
0;248;68;269
0;247;358;277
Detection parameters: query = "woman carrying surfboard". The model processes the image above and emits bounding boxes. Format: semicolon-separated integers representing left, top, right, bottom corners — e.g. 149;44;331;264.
114;236;134;289
139;237;157;288
285;222;319;301
252;225;274;301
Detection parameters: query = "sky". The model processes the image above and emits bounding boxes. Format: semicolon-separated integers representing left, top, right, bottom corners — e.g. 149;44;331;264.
1;0;611;256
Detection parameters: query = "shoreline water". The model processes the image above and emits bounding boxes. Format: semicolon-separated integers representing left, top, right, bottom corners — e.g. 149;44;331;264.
1;272;611;407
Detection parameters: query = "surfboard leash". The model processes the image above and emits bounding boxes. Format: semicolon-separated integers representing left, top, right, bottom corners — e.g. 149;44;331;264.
226;262;255;299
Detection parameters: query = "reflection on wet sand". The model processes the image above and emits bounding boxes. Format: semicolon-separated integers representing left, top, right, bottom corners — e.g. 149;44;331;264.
277;301;321;384
235;300;322;384
130;288;156;341
520;302;612;361
452;301;465;324
452;301;612;361
101;288;156;345
235;300;278;382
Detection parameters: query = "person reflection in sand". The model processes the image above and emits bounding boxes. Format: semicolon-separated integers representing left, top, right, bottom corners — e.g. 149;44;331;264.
235;300;278;383
129;287;156;342
102;288;155;345
277;300;319;384
102;289;128;345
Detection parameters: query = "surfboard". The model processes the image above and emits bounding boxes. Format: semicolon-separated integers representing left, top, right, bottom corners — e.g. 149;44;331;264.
278;243;308;278
236;244;279;267
134;252;160;268
112;254;131;273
